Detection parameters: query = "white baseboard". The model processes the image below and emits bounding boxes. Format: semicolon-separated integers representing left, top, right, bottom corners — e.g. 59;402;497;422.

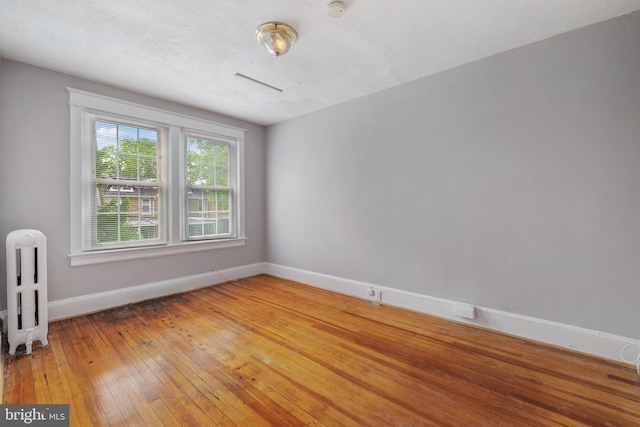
265;263;640;364
3;260;637;366
45;262;266;321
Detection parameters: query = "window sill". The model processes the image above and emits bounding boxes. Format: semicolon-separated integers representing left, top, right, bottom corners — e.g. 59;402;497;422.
69;238;246;267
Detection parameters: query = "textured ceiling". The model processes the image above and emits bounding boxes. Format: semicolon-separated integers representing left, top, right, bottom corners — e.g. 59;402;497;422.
1;0;640;125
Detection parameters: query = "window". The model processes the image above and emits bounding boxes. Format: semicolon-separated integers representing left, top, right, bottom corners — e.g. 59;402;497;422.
185;135;232;239
94;119;164;249
69;88;246;266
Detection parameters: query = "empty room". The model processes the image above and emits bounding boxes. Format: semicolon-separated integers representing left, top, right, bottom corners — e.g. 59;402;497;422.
1;1;640;425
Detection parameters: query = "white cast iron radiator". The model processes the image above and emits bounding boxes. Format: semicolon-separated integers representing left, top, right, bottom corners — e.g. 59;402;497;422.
6;229;48;355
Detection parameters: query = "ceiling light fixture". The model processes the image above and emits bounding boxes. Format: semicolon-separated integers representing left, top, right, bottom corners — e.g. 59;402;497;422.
256;22;298;57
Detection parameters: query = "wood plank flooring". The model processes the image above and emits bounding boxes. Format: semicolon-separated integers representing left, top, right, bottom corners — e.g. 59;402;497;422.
3;274;640;426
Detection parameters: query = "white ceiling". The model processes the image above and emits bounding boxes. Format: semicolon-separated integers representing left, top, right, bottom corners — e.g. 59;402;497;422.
1;1;640;126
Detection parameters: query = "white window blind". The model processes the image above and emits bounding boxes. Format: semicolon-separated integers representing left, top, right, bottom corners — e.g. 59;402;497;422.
83;115;167;251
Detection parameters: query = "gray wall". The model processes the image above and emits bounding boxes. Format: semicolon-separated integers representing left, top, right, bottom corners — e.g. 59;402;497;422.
0;60;266;307
266;11;640;339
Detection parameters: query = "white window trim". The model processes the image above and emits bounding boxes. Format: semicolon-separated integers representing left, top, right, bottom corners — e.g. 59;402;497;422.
68;88;246;266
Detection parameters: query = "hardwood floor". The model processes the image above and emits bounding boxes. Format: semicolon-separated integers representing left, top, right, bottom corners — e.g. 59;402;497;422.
3;274;639;426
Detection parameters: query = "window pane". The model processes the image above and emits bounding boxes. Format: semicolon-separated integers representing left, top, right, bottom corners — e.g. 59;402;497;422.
117;154;138;180
215;166;228;186
95;120;158;182
95;121;117;179
186;137;204;185
96;121;117;149
139;154;157;181
214;145;229;186
96;192;139;244
187;188;230;238
96;185;160;244
186;136;229;187
137;136;158;181
118;125;139;142
216;190;229;210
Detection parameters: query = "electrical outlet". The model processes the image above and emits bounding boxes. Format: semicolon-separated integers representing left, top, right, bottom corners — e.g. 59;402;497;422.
370;289;382;306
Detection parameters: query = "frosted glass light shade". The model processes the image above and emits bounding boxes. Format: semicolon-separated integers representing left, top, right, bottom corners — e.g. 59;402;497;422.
256;22;298;56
